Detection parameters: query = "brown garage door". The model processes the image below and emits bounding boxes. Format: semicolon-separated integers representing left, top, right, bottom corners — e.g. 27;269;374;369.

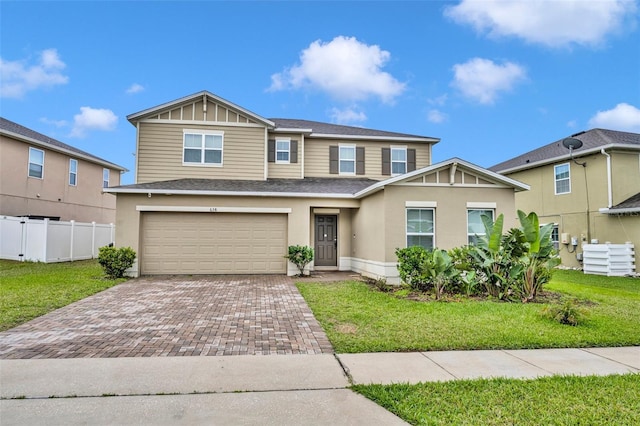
141;212;287;274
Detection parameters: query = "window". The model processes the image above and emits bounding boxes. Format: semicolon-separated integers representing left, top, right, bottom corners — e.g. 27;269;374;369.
28;147;44;179
550;224;559;250
183;131;223;166
69;159;78;186
391;147;407;175
339;146;355;174
554;163;570;194
406;208;434;250
103;168;110;188
276;139;290;163
467;209;494;245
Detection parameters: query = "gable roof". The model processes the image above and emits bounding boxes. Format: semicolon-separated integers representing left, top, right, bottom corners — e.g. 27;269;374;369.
126;90;276;127
0;117;127;171
271;118;439;143
355;157;529;198
490;129;640;174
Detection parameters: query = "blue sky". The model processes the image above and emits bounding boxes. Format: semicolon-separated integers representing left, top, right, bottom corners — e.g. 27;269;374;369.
2;0;639;185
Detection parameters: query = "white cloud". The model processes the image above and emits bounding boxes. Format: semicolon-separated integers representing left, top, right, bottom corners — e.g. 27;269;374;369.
0;48;69;98
70;107;118;138
428;94;448;106
126;83;144;94
268;36;406;103
588;103;640;132
451;57;527;104
329;107;367;124
427;109;448;124
567;120;578;129
445;0;637;48
39;117;68;128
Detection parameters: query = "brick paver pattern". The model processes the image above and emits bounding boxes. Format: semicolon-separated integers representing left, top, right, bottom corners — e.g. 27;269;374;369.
0;275;334;359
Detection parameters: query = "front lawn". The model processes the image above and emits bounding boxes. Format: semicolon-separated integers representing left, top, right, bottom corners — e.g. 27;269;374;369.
0;259;125;331
296;270;640;353
353;374;640;425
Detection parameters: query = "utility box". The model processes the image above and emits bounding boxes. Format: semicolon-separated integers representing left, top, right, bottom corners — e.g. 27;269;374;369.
582;243;635;276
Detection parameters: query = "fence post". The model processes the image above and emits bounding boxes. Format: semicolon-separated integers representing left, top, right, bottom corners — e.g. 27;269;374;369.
91;222;97;258
69;220;75;261
20;217;28;262
43;218;49;262
110;223;115;245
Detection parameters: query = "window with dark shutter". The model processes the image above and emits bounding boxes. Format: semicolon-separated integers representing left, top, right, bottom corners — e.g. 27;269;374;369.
329;146;339;174
382;148;391;175
356;147;365;175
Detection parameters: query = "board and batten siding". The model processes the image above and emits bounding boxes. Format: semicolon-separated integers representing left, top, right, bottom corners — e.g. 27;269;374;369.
137;122;266;183
303;138;432;180
145;98;258;124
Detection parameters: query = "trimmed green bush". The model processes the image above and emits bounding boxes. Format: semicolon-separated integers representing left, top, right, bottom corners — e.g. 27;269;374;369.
98;246;136;279
285;245;314;276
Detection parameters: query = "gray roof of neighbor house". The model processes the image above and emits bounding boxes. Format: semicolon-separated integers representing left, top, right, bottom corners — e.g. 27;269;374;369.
490;128;640;174
604;192;640;214
0;117;127;171
270;118;439;142
107;177;378;197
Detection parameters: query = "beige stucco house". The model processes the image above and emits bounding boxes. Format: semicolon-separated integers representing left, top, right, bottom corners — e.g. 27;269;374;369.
107;91;528;282
491;128;640;268
0;117;127;223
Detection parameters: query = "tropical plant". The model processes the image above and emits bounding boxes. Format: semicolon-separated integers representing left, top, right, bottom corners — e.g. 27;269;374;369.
426;249;459;300
285;245;314;276
97;246;136;279
542;299;587;326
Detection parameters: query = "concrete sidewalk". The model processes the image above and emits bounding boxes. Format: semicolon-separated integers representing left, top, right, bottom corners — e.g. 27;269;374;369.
1;347;638;425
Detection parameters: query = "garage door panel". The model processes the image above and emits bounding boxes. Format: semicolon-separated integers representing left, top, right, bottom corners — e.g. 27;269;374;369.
141;212;287;275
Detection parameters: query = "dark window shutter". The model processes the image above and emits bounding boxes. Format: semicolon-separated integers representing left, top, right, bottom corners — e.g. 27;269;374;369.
329;146;338;174
407;149;416;172
291;140;298;163
382;148;391;175
356;147;365;175
268;139;275;163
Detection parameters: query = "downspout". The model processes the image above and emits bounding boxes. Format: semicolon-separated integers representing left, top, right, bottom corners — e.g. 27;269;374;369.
600;148;612;208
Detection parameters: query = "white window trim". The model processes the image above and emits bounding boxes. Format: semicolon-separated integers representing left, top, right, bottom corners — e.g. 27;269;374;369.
182;130;224;167
467;209;494;244
28;147;44;179
339;145;356;175
554;163;571;195
391;146;407;176
406;208;435;249
103;168;110;188
275;138;290;164
69;158;78;186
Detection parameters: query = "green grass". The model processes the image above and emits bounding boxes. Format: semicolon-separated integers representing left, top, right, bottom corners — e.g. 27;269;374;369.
352;374;640;425
296;270;640;353
0;259;125;331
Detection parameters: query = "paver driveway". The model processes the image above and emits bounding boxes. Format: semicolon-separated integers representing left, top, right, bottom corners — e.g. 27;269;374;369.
0;275;333;359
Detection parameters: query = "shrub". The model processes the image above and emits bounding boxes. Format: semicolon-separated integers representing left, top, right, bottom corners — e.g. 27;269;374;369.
285;245;314;276
98;246;136;279
395;246;431;291
542;300;587;326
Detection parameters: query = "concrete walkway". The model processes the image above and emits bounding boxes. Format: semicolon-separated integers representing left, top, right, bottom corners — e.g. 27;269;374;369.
2;347;638;425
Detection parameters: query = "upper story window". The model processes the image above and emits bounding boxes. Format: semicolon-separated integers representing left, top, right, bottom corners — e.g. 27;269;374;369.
467;209;494;245
391;147;407;175
554;163;570;194
276;139;290;163
69;159;78;186
28;147;44;179
103;168;110;188
406;208;434;250
339;145;356;174
183;131;223;166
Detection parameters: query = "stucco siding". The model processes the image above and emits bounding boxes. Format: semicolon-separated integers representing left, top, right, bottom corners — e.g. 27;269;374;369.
136;122;266;183
351;191;386;263
303;138;431;180
1;135;118;222
610;151;640;206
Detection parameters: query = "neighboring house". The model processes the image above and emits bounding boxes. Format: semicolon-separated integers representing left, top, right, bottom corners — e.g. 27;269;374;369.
0;117;127;223
490;129;640;268
106;91;528;282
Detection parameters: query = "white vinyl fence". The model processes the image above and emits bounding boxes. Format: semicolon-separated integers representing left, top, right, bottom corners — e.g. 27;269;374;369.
0;215;115;263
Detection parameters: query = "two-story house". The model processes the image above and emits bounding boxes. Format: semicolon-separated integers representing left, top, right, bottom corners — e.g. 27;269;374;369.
106;91;528;282
0;117;127;223
491;129;640;268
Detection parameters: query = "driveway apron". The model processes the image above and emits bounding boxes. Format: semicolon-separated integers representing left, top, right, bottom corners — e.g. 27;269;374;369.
0;275;333;358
